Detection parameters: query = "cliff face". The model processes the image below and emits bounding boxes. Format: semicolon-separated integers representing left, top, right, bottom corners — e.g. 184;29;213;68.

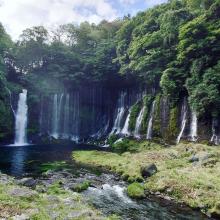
23;84;219;145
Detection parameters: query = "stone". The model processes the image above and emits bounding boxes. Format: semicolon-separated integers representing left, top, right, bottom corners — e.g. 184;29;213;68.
12;214;29;220
8;187;37;198
189;152;214;165
17;178;37;188
141;163;157;178
189;155;199;163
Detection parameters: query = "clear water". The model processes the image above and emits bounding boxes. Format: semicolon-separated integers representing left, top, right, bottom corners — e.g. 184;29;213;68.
0;144;210;220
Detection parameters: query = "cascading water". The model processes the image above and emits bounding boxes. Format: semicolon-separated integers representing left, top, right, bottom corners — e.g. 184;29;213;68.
71;92;80;142
146;101;156;140
111;92;126;134
63;94;70;138
121;109;131;136
13;89;28;146
51;94;58;138
51;94;64;139
210;118;220;145
176;98;187;144
134;106;145;138
190;111;198;142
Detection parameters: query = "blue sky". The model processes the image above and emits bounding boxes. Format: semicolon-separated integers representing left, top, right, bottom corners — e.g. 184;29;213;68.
0;0;168;39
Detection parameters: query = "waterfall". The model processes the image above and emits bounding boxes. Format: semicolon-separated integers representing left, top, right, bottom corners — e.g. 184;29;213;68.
71;92;80;142
121;109;131;136
176;98;187;144
51;94;64;139
63;94;70;138
210;119;220;145
13;89;28;146
189;111;198;142
111;92;126;134
146;101;156;140
39;98;43;135
134;106;145;138
51;94;58;138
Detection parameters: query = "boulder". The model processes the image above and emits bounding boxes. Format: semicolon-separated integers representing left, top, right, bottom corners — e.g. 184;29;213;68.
8;187;37;198
17;178;37;188
141;163;157;178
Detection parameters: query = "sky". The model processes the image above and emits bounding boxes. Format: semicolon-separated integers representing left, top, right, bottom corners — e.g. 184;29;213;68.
0;0;168;40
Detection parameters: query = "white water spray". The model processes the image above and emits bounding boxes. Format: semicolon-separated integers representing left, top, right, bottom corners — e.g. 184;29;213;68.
210;119;219;145
176;99;188;144
146;101;156;140
121;109;131;136
134;106;145;138
13;89;28;146
111;92;126;134
190;111;198;142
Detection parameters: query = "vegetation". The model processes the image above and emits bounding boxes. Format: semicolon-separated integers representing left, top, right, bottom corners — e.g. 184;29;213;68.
0;175;106;219
127;182;145;199
0;0;220;141
73;142;220;217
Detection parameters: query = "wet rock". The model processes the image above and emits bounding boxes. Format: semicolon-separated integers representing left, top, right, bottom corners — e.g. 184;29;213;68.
8;187;37;198
46;195;60;203
67;210;93;218
210;202;220;218
0;173;14;184
189;152;215;165
17;178;37;188
141;163;157;178
12;214;29;220
189;155;199;163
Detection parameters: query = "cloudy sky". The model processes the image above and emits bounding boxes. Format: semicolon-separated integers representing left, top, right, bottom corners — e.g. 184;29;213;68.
0;0;167;40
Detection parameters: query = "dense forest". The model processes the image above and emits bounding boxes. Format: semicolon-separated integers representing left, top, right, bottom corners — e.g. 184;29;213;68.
0;0;220;144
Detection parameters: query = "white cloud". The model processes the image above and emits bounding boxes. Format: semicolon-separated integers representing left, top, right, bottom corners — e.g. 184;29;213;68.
0;0;118;40
145;0;167;8
119;0;136;4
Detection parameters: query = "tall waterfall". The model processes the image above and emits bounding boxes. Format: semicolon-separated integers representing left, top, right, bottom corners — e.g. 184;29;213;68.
176;98;187;144
111;92;126;134
134;106;145;138
51;94;59;138
121;109;131;136
71;92;80;142
210;119;220;145
14;89;28;146
189;111;198;142
146;101;156;140
63;94;70;138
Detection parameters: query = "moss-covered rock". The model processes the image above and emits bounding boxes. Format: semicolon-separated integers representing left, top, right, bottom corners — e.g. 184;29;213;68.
70;180;91;192
152;94;162;137
127;182;145;199
165;106;179;142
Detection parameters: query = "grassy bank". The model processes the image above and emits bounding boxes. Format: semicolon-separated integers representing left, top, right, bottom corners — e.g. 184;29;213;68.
73;141;220;217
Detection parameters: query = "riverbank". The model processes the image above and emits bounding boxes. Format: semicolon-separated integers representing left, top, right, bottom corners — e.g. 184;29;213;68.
73;141;220;218
0;171;119;220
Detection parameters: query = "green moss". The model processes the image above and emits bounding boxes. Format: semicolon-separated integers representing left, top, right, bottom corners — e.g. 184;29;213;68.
152;94;162;137
107;134;118;146
129;101;142;132
40;161;71;172
47;182;67;195
72;181;91;192
165;106;179;142
127;182;145;199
